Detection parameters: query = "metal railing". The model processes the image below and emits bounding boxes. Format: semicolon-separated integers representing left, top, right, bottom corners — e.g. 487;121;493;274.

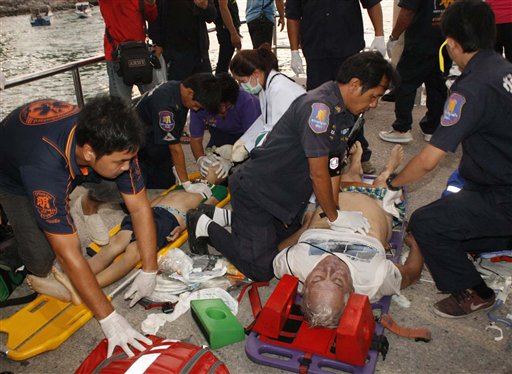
3;55;106;108
1;17;286;108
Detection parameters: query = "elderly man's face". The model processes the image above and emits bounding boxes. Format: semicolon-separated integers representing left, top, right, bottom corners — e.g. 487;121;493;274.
303;255;353;324
344;77;389;116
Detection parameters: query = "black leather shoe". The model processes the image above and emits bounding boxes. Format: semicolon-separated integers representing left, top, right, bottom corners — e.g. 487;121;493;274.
381;90;395;102
186;208;209;255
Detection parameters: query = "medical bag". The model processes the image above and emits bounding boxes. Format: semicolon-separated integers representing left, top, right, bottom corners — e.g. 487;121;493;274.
75;335;230;374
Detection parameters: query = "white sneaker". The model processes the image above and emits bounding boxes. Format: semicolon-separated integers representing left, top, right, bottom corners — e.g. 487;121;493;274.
83;214;109;246
379;129;413;144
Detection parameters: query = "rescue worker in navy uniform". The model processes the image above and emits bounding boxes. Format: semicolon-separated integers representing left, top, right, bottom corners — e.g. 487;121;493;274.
187;52;398;281
285;0;387;175
134;73;221;191
387;0;512;318
379;0;450;144
76;73;221;244
0;96;157;357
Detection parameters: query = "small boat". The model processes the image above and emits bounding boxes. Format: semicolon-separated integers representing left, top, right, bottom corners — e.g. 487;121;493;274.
30;5;53;26
75;2;92;18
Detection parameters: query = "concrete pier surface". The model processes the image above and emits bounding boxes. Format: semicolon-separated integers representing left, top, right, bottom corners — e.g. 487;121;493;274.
1;100;511;374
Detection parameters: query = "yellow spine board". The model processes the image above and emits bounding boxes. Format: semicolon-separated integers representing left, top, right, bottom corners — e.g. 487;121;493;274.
0;172;230;360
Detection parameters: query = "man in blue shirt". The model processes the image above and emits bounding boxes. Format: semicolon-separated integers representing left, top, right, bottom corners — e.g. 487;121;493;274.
0;96;158;357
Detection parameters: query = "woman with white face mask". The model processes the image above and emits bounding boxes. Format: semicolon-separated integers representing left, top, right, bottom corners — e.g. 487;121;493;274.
229;44;306;161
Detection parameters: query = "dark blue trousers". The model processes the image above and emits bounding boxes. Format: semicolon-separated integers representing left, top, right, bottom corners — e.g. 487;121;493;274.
392;50;447;134
208;172;304;281
408;189;512;292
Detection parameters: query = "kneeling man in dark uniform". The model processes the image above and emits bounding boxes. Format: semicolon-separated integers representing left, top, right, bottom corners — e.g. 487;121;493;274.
0;96;158;357
187;51;398;282
386;0;512;318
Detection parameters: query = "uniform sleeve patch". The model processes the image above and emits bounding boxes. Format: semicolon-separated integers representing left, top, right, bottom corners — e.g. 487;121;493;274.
329;156;340;170
20;99;80;126
308;103;331;134
159;111;175;132
441;93;466;126
33;190;57;219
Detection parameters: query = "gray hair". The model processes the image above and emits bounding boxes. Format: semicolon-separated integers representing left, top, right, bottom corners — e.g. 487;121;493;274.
301;291;351;328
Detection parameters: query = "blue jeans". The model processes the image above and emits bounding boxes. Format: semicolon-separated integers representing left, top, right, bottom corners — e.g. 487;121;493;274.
106;60;163;102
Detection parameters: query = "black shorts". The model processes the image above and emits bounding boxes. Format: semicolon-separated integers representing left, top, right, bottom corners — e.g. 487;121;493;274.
120;207;180;249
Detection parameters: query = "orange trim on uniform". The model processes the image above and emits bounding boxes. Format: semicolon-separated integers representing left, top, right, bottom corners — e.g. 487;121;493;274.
42;137;67;161
128;163;137;194
44;230;78;237
65;177;76;231
65;126;77;179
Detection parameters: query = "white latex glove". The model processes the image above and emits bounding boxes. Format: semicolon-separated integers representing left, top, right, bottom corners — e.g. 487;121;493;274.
231;138;249;162
290;50;305;75
213;144;233;160
327;210;370;235
382;188;403;219
370;36;387;57
124;270;157;308
387;39;398;60
196;156;216;177
211;154;233;179
99;311;152;358
182;181;212;199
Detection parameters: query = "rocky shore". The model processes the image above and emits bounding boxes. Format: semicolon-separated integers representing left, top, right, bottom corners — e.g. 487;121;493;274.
0;0;98;17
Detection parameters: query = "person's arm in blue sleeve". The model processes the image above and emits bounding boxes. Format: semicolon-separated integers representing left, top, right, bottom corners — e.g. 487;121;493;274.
189;110;207;160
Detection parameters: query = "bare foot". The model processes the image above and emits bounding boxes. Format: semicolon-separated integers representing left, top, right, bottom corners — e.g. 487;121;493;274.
385;145;404;173
52;266;82;305
373;145;404;187
342;141;364;182
26;273;71;302
349;141;363;160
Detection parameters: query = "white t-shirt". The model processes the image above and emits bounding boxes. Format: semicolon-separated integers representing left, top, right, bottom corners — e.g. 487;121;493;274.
241;70;306;152
273;229;402;302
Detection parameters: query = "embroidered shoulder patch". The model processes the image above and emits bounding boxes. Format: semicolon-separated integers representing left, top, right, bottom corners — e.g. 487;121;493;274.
20;99;79;126
33;190;57;219
308;103;330;134
441;93;466;126
159;111;175;132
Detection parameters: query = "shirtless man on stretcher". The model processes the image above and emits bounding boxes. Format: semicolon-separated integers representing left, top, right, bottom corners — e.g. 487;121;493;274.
27;182;228;305
273;142;424;327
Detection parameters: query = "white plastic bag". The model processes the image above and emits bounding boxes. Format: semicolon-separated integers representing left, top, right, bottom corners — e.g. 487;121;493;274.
159;248;193;279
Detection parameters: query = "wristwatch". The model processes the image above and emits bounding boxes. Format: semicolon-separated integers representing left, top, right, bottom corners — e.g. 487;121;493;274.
389;34;398;42
386;173;400;191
